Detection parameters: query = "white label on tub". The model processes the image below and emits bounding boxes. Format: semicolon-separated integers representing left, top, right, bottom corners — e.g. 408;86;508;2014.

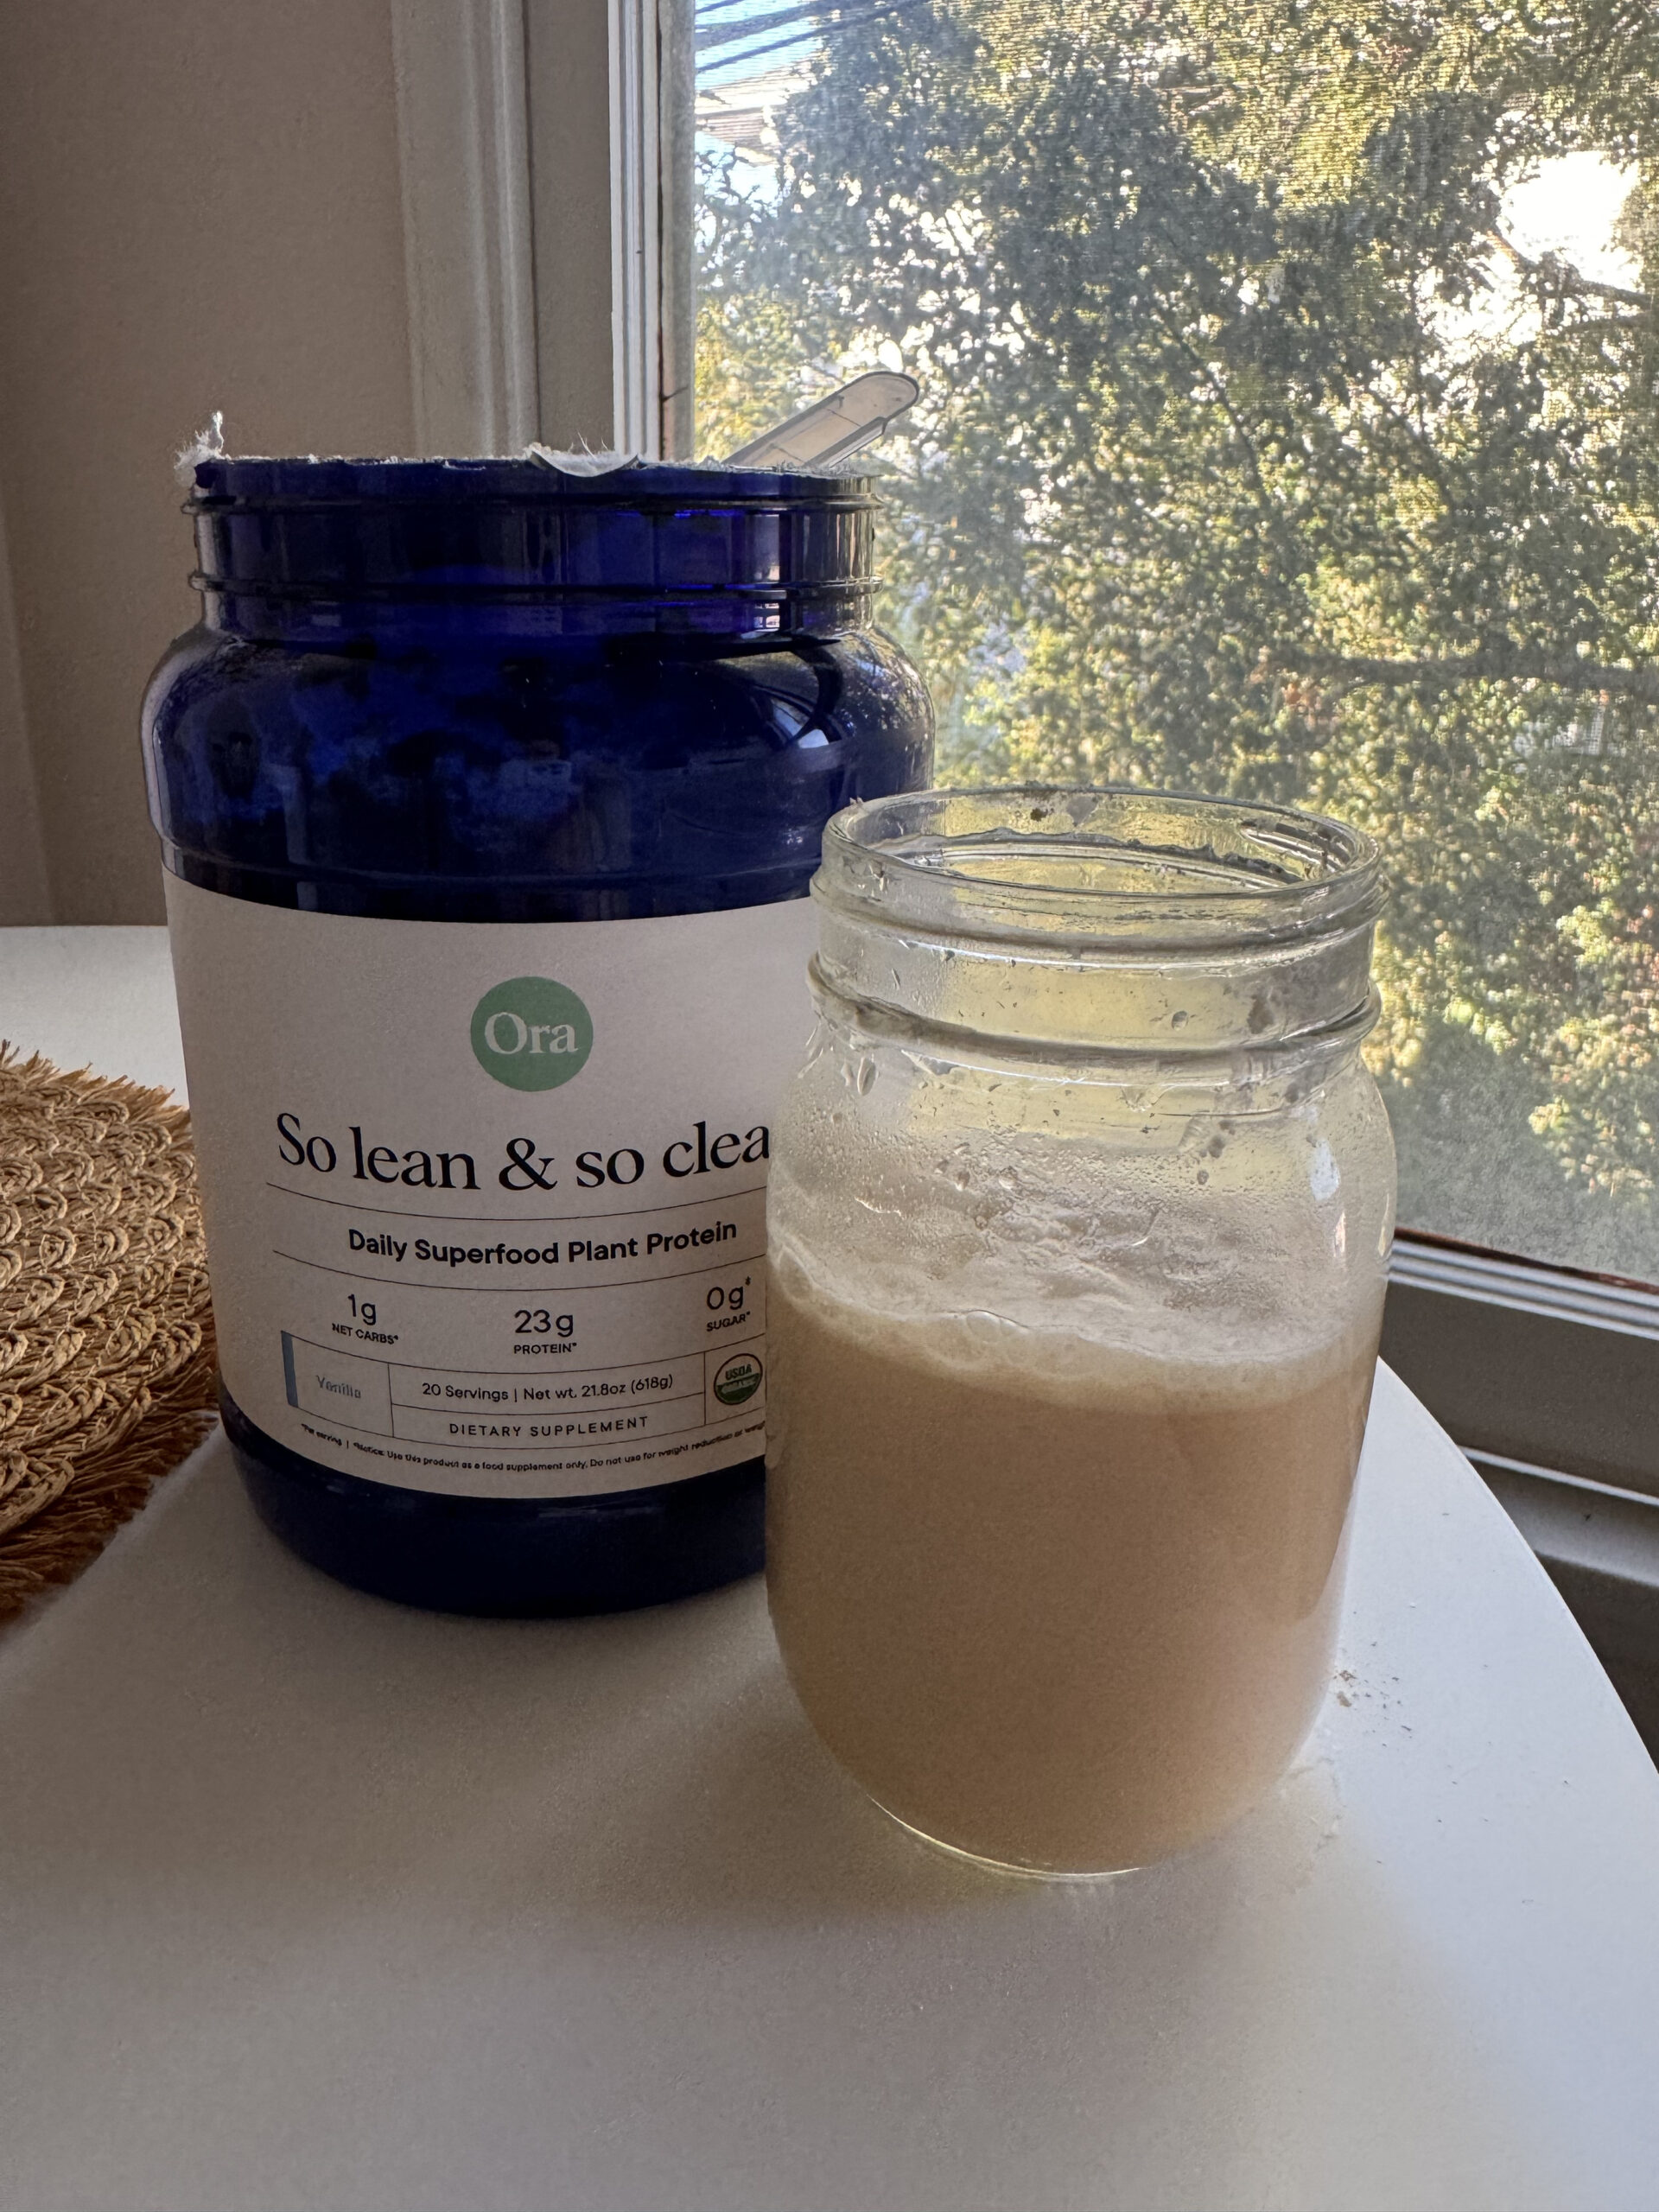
165;877;818;1497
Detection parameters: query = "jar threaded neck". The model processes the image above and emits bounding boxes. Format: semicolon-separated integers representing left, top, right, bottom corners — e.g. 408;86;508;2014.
811;786;1385;1058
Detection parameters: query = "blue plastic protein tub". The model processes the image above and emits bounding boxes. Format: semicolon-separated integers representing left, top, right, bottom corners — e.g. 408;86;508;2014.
143;457;931;1615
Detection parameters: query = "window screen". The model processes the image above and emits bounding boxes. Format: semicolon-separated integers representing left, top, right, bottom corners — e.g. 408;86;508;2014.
696;0;1659;1282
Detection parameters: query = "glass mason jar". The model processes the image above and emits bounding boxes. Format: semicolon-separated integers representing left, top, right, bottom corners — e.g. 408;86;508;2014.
142;457;931;1618
766;787;1394;1875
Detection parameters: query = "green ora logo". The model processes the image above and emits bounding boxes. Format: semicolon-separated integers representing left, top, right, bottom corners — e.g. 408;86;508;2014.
471;976;594;1090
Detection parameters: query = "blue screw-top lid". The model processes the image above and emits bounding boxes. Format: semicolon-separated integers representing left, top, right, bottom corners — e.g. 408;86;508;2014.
188;457;881;635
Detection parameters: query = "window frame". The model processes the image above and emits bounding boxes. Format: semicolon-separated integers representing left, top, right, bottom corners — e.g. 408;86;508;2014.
389;0;694;461
1385;1232;1659;1501
1383;1230;1659;1730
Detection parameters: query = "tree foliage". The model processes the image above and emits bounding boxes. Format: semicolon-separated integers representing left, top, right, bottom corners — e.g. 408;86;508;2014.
699;0;1659;1271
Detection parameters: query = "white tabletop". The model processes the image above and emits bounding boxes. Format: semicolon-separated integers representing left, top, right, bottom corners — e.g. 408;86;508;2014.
3;927;1658;2212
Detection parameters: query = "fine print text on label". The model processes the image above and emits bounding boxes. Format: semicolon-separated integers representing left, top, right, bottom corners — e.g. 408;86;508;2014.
165;880;819;1499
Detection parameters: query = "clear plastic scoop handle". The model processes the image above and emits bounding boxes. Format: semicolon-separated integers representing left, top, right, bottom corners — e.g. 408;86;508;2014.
723;371;919;470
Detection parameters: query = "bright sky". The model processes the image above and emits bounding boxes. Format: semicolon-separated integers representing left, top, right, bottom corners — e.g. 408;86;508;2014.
696;0;820;89
1501;152;1641;289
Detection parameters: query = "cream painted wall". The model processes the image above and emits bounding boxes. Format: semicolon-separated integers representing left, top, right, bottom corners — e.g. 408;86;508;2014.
0;1;416;925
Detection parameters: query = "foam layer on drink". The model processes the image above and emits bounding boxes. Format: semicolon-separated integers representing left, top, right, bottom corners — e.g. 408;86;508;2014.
766;1262;1381;1873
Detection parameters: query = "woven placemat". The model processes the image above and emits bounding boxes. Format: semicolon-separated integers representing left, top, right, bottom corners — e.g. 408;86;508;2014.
0;1044;217;1621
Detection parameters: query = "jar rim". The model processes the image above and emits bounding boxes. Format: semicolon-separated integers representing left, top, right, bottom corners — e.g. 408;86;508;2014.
817;785;1385;952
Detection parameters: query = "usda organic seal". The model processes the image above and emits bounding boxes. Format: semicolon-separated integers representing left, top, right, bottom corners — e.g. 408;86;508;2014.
712;1352;764;1407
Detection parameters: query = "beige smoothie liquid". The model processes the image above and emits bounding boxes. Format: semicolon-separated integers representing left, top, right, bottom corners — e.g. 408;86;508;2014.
766;1274;1378;1874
